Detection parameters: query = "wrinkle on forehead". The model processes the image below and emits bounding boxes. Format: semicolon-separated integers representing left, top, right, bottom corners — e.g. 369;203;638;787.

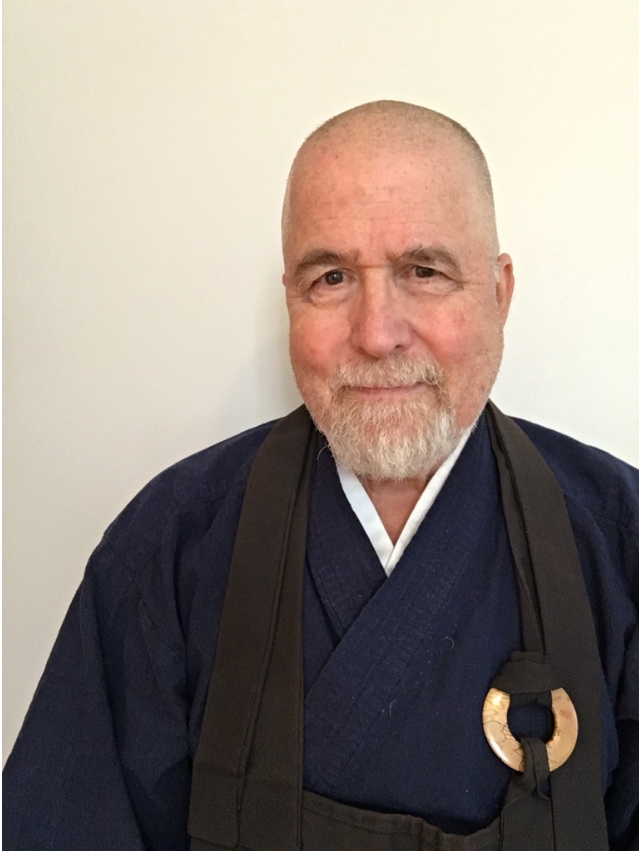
282;101;499;258
285;152;494;272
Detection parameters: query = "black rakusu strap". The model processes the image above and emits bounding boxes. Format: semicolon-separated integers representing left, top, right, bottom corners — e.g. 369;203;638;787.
188;406;315;851
487;411;545;657
486;402;608;850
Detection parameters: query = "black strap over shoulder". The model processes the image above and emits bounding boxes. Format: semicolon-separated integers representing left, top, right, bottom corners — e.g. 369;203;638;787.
486;403;608;850
188;402;609;851
189;406;316;850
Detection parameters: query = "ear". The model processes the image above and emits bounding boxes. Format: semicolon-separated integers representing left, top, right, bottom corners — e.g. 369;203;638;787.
495;253;515;323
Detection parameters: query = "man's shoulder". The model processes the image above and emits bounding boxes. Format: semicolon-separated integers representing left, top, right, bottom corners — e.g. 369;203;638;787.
513;415;639;534
101;416;280;563
156;417;279;502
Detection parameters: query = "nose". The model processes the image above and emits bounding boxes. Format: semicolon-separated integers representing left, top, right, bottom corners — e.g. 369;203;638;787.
349;276;413;359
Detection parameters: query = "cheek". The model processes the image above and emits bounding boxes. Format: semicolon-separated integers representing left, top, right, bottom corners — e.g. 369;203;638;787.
425;304;502;368
417;306;476;366
289;309;347;377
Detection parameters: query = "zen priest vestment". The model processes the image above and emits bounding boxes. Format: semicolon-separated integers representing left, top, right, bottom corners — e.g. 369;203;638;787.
4;405;639;850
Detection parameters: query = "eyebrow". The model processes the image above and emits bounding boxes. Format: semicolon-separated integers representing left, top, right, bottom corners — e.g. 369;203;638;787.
293;244;463;279
293;250;356;278
396;246;464;278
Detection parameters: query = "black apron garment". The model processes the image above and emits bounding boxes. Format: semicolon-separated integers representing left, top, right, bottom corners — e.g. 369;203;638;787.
188;403;609;851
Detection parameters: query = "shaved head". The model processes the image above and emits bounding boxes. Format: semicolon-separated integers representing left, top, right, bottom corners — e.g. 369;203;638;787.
282;100;498;256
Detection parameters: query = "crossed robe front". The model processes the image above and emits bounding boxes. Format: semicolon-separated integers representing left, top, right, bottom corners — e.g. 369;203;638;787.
4;411;639;850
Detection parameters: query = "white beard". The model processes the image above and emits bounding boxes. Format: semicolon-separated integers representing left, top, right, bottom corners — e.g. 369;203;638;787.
299;357;463;481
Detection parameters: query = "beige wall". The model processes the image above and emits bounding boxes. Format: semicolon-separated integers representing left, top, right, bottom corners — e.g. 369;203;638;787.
4;0;638;761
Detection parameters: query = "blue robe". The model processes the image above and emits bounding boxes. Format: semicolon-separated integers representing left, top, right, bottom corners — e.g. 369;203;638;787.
4;411;639;850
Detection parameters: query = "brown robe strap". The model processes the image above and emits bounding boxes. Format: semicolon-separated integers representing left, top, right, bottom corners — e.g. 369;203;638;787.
486;404;607;849
188;406;315;850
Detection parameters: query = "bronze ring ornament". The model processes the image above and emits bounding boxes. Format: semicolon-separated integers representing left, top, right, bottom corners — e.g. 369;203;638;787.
482;686;579;772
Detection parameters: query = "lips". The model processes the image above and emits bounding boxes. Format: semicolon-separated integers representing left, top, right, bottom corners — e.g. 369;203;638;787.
345;383;427;398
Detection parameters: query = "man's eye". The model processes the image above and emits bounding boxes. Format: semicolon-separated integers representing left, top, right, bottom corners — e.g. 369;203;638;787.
414;266;436;278
322;270;345;286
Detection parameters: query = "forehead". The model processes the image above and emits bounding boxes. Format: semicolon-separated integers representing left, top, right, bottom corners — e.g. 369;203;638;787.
285;143;486;260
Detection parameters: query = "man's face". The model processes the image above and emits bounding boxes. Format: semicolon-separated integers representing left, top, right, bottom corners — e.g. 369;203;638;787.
283;141;514;480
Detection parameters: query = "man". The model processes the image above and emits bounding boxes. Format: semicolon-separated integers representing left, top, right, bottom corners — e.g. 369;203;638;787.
5;101;639;850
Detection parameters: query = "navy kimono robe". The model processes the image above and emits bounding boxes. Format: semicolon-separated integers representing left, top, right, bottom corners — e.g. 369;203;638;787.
4;411;639;850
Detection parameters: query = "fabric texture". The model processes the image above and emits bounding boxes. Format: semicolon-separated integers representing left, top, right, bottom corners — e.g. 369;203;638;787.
4;409;639;850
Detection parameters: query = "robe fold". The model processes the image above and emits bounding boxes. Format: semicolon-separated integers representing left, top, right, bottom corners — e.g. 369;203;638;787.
4;411;639;850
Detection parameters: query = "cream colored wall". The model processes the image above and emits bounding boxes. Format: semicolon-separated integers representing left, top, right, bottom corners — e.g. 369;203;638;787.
4;0;638;761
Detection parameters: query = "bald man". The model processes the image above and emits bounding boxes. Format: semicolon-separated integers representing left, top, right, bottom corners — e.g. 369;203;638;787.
5;102;639;851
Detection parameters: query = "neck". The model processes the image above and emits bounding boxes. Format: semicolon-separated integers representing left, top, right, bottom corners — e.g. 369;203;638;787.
349;423;474;545
361;473;432;544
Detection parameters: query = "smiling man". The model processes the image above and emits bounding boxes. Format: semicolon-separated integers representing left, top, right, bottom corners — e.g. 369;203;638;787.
283;104;513;541
5;102;639;851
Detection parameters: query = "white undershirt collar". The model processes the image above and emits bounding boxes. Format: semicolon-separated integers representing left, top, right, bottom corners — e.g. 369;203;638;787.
336;428;472;576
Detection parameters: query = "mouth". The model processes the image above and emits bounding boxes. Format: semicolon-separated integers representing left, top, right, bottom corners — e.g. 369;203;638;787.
344;383;428;400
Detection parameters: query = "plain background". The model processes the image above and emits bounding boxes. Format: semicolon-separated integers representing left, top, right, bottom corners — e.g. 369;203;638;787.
3;0;638;762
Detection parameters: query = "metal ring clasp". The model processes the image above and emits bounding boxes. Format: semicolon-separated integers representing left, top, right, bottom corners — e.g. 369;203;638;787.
482;686;578;772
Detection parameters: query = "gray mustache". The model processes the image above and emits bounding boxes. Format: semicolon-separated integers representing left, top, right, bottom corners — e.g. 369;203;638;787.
330;359;445;390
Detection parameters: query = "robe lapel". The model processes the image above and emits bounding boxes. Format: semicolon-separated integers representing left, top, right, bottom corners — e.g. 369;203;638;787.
306;442;387;642
302;415;507;795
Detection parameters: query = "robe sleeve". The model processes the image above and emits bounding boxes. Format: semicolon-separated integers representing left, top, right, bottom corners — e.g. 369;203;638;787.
3;538;192;851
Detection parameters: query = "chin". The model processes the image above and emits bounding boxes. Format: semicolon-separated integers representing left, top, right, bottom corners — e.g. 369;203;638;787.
303;390;462;481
